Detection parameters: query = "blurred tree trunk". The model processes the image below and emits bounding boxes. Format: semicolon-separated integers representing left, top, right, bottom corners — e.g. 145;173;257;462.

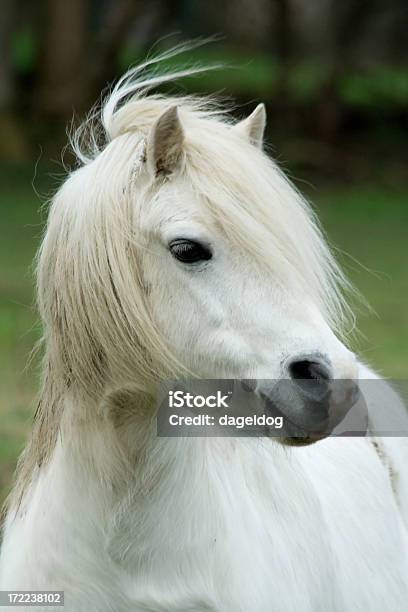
92;0;143;93
317;0;372;143
0;0;15;111
37;0;90;118
275;0;292;63
0;0;29;159
274;0;292;130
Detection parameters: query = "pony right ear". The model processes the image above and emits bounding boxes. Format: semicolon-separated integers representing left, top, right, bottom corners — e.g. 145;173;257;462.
146;105;184;177
232;103;266;149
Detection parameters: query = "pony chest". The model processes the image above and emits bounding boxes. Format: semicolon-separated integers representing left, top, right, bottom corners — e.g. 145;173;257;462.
108;447;338;611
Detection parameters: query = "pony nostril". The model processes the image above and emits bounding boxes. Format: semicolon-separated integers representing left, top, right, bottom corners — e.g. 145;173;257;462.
289;358;331;383
288;355;332;402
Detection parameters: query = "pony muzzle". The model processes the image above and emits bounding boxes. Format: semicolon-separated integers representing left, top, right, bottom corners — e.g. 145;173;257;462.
258;363;361;445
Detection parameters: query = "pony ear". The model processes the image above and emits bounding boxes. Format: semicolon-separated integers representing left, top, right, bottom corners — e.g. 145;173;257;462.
232;103;266;148
146;105;184;177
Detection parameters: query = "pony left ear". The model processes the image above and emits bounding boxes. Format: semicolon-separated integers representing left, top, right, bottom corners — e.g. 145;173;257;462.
232;103;266;149
146;105;184;177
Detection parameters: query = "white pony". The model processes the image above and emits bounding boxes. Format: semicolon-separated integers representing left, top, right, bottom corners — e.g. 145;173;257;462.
0;52;407;611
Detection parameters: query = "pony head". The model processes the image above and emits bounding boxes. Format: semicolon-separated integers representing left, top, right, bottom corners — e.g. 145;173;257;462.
37;54;358;443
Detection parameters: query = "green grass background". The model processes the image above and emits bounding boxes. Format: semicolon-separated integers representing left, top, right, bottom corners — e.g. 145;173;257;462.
0;163;407;503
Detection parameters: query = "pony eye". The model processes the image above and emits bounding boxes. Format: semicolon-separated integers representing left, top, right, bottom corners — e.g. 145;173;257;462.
169;239;212;264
